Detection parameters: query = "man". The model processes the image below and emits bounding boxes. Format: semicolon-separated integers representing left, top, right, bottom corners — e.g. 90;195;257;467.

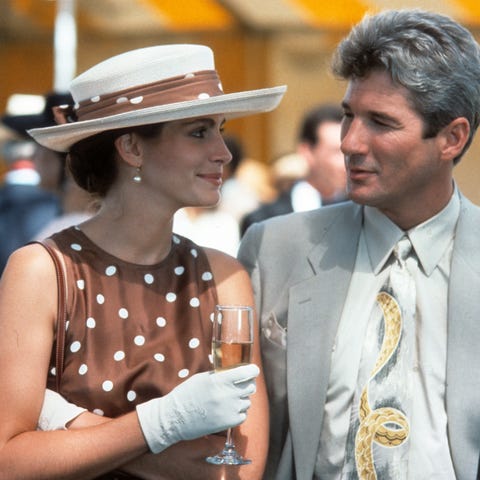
240;104;345;235
238;9;480;480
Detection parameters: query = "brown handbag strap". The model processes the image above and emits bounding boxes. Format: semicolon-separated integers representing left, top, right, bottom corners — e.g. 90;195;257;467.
36;239;67;392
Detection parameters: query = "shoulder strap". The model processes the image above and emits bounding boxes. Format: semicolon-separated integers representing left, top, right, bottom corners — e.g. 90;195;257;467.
36;239;67;392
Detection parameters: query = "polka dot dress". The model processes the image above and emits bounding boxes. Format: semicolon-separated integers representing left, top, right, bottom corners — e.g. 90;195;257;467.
46;227;218;418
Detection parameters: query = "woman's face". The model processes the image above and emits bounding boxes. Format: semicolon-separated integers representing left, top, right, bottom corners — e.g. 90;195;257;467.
136;114;232;211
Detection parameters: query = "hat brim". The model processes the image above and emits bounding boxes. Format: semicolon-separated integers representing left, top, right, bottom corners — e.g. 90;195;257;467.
28;85;287;152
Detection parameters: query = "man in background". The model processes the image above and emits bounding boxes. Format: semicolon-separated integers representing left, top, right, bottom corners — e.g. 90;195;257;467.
240;104;345;235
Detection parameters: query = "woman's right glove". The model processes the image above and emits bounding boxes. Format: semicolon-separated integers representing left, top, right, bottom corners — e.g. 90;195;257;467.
135;363;259;454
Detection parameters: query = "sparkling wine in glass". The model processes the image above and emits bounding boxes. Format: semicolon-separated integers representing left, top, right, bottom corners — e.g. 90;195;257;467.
205;305;254;465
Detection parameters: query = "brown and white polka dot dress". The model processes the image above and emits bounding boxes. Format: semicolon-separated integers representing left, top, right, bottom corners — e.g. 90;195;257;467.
46;227;218;418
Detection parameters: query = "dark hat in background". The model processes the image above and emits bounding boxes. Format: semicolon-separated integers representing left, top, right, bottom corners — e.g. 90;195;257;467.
1;92;73;137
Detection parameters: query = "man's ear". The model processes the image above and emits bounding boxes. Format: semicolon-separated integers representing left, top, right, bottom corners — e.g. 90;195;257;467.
114;133;142;167
438;117;470;162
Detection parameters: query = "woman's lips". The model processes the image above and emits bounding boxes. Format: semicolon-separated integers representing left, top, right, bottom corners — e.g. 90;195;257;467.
198;173;222;186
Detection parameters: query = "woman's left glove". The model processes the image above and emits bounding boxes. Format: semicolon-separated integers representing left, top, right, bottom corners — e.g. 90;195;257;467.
38;389;87;431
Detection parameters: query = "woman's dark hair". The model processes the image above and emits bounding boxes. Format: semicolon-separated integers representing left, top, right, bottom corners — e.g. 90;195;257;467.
67;123;163;197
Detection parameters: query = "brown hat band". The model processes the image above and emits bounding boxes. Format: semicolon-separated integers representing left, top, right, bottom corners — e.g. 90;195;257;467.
53;70;223;125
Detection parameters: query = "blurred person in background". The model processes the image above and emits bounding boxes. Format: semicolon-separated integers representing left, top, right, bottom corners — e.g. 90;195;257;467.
240;152;308;236
240;103;345;235
220;136;276;224
2;91;97;243
0;136;61;273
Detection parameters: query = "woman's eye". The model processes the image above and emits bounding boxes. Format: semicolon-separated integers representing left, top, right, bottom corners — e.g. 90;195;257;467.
191;127;207;138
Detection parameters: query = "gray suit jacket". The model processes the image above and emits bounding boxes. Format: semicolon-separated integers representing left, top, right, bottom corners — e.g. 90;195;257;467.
238;196;480;480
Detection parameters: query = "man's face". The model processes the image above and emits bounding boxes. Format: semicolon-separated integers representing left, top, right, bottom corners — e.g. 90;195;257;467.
341;69;453;228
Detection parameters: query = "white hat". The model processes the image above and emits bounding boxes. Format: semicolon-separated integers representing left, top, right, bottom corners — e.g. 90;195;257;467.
27;44;287;152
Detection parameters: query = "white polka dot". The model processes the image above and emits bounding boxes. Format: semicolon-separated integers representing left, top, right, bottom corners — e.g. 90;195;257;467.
190;248;198;258
189;338;200;349
66;320;70;331
154;353;165;362
119;308;129;319
51;366;57;376
93;408;104;416
174;266;185;275
156;317;167;327
70;341;81;353
86;317;96;328
134;335;145;346
144;273;154;284
91;95;101;103
79;364;88;375
102;380;113;392
172;235;180;244
185;73;195;78
190;297;200;308
208;353;213;364
198;93;210;99
70;243;82;251
105;265;117;276
130;96;143;104
178;369;189;378
116;96;128;104
114;351;125;361
127;390;137;402
202;271;213;281
218;82;224;91
77;279;85;289
210;312;215;322
166;292;177;303
96;294;105;304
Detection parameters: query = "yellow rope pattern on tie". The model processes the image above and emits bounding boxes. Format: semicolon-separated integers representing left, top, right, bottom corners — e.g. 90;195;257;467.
354;291;410;479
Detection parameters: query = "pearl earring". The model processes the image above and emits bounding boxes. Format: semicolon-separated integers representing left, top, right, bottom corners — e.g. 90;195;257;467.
133;166;142;183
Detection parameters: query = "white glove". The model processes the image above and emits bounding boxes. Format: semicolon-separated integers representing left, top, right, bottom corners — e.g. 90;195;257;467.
136;364;259;453
38;389;87;431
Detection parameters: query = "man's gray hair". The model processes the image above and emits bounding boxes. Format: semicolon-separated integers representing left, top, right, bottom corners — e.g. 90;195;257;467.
332;9;480;162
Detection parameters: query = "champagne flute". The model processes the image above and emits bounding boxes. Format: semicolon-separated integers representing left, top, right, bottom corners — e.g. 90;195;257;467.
205;304;254;465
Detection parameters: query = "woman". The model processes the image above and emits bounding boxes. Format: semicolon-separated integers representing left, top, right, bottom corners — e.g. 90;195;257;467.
0;44;286;479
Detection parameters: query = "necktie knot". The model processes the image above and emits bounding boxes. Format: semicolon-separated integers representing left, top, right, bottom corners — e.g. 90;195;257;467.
394;236;413;264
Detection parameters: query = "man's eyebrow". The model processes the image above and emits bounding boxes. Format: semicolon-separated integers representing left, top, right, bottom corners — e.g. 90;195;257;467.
341;101;400;124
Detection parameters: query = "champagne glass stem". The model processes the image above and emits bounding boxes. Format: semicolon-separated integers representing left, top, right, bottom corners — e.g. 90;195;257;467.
205;305;254;466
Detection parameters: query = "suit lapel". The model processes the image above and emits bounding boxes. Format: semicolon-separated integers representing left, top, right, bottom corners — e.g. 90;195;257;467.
447;196;480;479
287;204;363;479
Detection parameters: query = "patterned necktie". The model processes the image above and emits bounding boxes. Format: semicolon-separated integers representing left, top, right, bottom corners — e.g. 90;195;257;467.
344;236;417;480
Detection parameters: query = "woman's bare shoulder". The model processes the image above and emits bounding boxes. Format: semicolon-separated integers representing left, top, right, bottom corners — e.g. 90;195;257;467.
203;247;253;306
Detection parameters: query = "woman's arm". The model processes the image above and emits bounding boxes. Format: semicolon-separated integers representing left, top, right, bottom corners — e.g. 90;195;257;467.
0;245;149;480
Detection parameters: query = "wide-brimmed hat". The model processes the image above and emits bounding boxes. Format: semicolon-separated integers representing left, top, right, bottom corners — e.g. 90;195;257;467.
2;92;73;136
28;44;287;152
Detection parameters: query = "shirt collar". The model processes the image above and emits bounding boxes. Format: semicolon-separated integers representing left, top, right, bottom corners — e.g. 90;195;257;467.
364;186;460;276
